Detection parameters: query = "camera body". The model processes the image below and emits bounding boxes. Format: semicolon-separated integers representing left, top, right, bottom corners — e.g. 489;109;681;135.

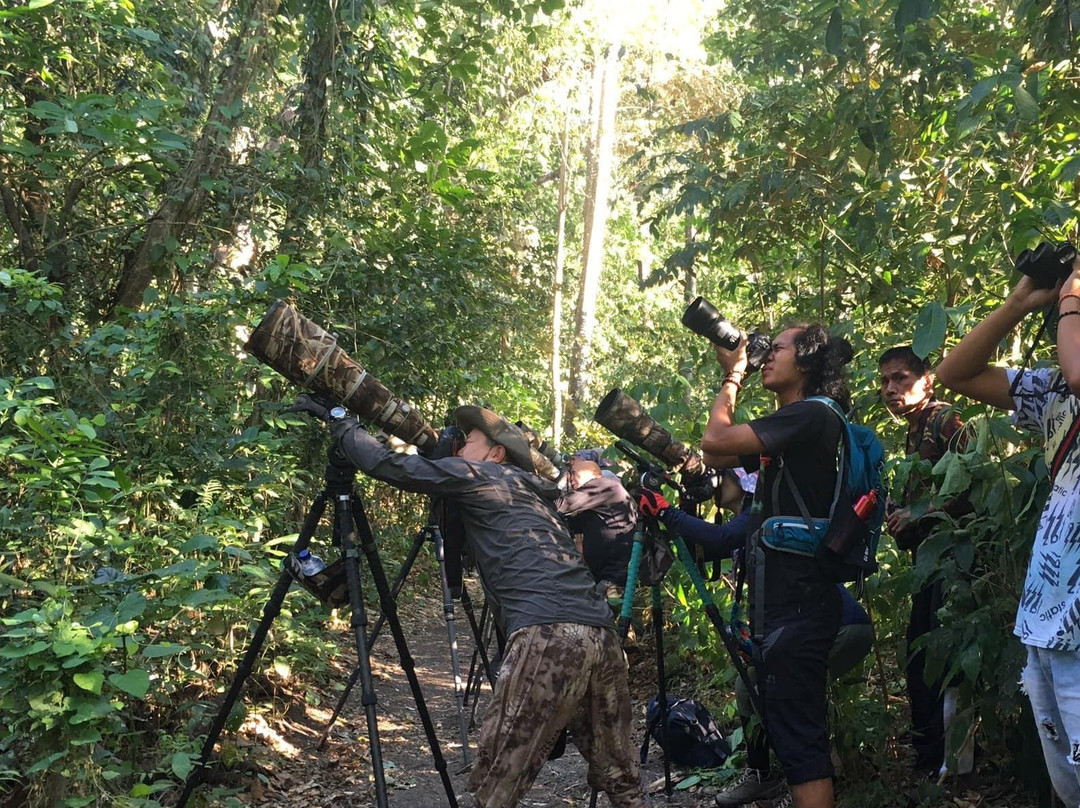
1016;241;1078;289
682;296;771;372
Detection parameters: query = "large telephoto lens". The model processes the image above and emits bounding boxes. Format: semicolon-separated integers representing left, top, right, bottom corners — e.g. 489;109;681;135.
515;421;562;481
593;388;704;478
245;300;439;454
682;296;741;351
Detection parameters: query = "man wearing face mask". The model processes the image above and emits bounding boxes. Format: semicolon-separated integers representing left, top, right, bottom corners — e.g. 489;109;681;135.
879;346;969;778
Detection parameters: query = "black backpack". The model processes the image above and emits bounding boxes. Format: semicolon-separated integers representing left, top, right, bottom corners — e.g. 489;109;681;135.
642;696;731;768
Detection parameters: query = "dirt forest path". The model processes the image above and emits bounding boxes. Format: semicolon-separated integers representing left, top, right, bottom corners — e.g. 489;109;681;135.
199;576;703;808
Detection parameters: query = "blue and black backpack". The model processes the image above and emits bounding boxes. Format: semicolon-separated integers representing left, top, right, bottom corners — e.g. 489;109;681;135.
754;396;886;586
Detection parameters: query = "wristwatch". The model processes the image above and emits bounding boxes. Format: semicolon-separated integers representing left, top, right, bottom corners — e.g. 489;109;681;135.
328;406;347;422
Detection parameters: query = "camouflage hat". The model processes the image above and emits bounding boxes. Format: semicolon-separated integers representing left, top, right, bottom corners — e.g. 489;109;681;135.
453;406;535;473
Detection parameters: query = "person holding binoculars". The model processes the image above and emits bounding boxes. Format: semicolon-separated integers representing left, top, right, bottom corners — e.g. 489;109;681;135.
936;266;1080;807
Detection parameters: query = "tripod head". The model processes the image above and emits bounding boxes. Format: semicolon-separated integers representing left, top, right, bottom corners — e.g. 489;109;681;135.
614;440;683;495
325;444;359;491
613;440;719;504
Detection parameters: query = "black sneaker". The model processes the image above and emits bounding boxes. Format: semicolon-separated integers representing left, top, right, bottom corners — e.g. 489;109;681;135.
714;768;784;807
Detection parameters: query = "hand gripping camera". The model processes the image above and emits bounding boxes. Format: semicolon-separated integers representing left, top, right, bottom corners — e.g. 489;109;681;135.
682;296;771;373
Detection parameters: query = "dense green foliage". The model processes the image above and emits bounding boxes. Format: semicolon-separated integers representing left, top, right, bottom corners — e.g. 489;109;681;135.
1;0;1077;804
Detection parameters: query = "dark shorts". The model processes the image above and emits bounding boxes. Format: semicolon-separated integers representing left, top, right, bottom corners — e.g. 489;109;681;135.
754;586;842;785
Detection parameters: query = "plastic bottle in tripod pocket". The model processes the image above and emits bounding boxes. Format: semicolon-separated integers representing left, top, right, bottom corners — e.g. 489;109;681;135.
296;548;327;577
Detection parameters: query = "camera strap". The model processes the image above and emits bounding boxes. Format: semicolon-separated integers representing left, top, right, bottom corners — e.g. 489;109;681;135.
1009;303;1056;400
1050;403;1080;485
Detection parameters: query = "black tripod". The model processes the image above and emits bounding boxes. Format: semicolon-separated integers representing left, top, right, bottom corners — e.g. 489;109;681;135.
588;446;765;808
316;516;498;761
176;447;458;808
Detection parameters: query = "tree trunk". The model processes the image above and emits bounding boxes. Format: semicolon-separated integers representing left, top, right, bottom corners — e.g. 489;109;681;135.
551;108;570;449
278;0;352;251
566;46;620;436
105;0;279;318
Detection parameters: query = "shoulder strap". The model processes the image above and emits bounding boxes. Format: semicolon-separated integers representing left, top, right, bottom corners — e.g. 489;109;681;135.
1050;411;1080;484
778;397;847;530
929;404;944;449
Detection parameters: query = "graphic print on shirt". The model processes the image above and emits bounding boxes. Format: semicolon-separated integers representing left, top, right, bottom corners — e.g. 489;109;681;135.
1010;368;1080;651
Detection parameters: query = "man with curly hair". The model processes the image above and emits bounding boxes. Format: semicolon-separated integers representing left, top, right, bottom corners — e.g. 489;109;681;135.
700;324;855;808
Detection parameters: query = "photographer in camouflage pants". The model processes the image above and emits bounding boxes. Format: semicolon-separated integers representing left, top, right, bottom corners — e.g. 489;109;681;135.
293;395;650;808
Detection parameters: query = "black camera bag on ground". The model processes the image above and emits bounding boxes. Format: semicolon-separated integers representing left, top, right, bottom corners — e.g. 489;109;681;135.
641;696;730;768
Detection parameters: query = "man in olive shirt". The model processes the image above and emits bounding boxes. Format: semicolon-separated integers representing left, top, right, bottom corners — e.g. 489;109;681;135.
293;396;648;808
879;346;968;777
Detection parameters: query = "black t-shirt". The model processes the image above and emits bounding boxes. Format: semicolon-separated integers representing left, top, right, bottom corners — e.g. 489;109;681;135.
556;476;636;586
741;399;842;605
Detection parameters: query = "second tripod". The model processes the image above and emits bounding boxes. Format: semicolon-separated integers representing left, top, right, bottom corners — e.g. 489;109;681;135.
317;515;497;762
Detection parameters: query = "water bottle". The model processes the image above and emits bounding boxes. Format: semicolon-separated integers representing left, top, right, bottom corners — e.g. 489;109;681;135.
297;548;326;577
853;490;878;521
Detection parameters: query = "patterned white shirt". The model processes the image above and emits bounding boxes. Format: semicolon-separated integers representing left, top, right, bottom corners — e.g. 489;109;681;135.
1009;367;1080;651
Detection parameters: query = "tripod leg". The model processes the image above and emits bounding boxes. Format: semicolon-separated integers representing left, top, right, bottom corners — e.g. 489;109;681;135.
352;496;459;808
317;528;428;750
176;493;329;808
617;524;645;642
467;604;493;729
462;604;483;704
335;494;391;808
366;527;427;650
669;534;764;719
432;526;472;766
652;585;673;796
460;587;496;688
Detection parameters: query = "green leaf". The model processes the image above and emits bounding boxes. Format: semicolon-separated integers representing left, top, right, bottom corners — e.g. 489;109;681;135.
130;27;160;42
911;302;946;359
1013;85;1039;121
825;8;843;56
73;671;104;694
938;453;972;498
108;669;150;699
967;77;998;106
180;534;218;553
25;750;67;774
954;538;975;572
676;774;702;789
171;751;194;779
116;591;147;622
62;797;96;807
0;639;49;658
1051;156;1080;181
0;0;57;18
894;0;919;31
141;642;190;658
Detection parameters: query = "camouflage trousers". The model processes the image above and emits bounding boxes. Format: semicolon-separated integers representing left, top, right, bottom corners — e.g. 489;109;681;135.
468;622;650;808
